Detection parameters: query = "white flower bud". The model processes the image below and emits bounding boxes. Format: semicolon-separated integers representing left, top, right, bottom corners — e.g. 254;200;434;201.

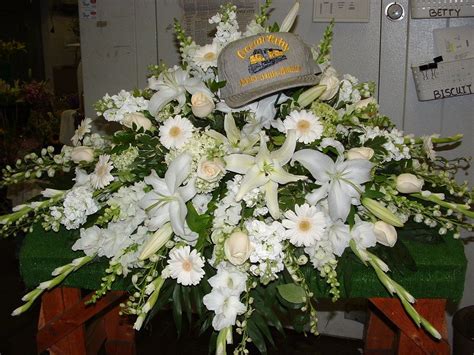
224;231;252;265
396;173;424;194
346;147;374;160
374;221;397;247
354;97;377;109
71;146;95;163
191;91;215;118
122;112;152;131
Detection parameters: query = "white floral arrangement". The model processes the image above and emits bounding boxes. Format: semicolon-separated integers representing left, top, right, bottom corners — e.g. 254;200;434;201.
1;2;473;354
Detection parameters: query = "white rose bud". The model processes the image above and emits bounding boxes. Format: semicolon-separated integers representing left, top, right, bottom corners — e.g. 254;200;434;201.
396;173;424;194
354;97;377;110
224;231;252;265
122;112;152;131
347;147;374;160
374;221;397;247
197;158;224;182
319;67;340;101
191;91;215;118
71;146;94;163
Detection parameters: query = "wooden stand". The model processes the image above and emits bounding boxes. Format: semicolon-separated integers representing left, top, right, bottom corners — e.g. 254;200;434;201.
37;287;136;355
365;298;450;355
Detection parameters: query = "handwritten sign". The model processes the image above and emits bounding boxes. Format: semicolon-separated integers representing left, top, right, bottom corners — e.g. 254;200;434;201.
412;58;474;101
411;0;474;19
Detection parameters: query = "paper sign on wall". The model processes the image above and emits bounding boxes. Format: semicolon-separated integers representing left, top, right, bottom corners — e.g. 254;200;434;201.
80;0;97;20
434;26;474;61
411;0;474;19
412;58;474;101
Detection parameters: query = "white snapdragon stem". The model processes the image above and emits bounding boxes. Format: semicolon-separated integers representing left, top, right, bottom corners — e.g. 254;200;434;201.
349;240;441;339
280;2;299;32
12;255;94;316
133;276;165;330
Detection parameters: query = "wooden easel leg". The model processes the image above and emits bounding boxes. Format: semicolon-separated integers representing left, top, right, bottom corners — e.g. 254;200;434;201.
38;287;87;355
366;298;450;355
364;303;396;354
104;304;136;355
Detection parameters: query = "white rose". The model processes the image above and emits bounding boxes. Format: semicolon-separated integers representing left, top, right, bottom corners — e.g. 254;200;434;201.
122;112;152;131
374;221;397;247
191;92;215;118
197;158;224;182
224;231;252;265
319;67;340;101
71;146;94;163
347;147;374;160
354;97;377;110
396;173;424;193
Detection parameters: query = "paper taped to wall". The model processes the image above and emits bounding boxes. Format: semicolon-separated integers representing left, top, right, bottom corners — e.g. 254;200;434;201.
434;26;474;61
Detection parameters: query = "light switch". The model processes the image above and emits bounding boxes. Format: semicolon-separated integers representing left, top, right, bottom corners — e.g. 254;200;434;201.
313;0;370;23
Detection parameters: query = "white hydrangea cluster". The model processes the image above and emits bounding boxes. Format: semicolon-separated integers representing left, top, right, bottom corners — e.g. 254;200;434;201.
107;182;146;220
82;133;107;149
96;90;149;123
203;262;248;330
304;239;336;271
111;146;139;172
360;126;411;162
245;219;286;284
58;186;99;230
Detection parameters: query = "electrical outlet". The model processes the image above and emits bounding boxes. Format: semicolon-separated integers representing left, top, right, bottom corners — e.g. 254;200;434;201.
313;0;370;22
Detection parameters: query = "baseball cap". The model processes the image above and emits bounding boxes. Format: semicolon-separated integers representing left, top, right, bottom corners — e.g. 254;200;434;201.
217;32;322;108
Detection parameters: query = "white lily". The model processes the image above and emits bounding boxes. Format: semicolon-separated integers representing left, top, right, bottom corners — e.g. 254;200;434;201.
148;66;212;116
280;2;300;32
139;153;196;236
225;130;306;219
292;149;373;221
207;113;259;154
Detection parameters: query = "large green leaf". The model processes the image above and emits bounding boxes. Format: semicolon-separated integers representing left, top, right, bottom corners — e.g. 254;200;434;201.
277;283;306;304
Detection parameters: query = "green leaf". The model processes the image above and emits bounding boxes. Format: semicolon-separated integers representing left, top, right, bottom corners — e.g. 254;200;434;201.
172;284;182;336
277;283;306;304
364;189;384;199
247;320;267;354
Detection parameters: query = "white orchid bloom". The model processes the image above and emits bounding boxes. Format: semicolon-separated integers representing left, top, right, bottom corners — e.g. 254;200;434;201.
139;153;196;236
207;113;259;154
225;130;306;219
292;149;373;221
148;66;212;116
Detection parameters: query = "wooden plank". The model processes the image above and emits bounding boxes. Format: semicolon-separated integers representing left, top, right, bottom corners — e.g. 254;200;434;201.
364;304;396;354
37;290;127;353
104;304;136;355
369;298;450;355
85;317;107;355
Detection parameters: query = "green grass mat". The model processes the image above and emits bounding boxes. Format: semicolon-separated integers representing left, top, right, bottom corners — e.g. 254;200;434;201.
19;225;467;301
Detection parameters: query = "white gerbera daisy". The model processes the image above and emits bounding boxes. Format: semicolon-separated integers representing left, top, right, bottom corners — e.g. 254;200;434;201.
90;155;114;189
282;203;327;247
71;117;92;146
284;110;323;144
167;246;205;286
193;43;219;71
159;115;193;149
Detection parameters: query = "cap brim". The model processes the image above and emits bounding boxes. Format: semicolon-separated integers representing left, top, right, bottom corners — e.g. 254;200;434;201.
223;73;321;108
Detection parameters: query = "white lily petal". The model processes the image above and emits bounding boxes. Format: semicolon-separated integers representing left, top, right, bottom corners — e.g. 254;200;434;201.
328;179;353;221
178;178;197;202
265;181;280;219
224;113;241;145
236;166;268;201
292;149;334;183
321;138;345;156
272;130;297;165
224;154;255;174
305;183;329;205
146;207;170;231
165;153;193;191
280;2;300;32
148;89;178;116
340;159;373;184
206;130;226;143
169;199;187;237
270;164;306;185
144;170;169;194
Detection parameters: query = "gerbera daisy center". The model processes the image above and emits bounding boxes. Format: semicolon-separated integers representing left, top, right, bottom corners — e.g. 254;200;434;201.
298;219;312;232
296;119;311;132
204;52;216;60
182;259;192;272
169;126;182;137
